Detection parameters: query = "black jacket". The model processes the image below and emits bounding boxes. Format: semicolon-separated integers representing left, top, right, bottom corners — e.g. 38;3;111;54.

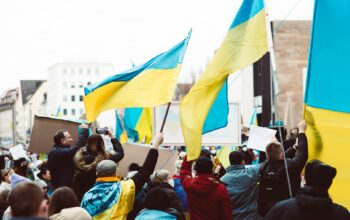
258;133;308;216
47;128;89;189
72;138;124;201
264;186;350;220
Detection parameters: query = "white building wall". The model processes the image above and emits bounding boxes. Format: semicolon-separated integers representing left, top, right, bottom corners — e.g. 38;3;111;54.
0;109;13;139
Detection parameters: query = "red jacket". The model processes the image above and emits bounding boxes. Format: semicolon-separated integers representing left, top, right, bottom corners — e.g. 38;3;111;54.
180;156;232;220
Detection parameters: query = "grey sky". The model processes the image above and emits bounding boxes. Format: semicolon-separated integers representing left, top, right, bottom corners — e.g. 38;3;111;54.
0;0;313;93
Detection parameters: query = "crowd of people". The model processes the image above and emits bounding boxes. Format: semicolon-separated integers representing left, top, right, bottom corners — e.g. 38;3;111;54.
0;120;348;220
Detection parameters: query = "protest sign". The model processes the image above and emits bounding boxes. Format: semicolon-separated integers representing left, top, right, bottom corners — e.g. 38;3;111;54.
247;126;277;152
10;144;27;160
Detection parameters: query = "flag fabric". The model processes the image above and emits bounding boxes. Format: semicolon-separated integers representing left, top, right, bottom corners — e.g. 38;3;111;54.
55;105;62;117
180;0;268;160
250;109;258;126
304;0;350;208
115;111;128;144
123;108;152;144
84;32;191;122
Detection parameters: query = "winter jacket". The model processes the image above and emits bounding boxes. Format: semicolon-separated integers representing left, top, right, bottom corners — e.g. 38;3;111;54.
72;138;124;201
220;165;262;220
10;173;30;190
264;186;350;220
135;209;178;220
180;156;232;220
50;207;91;220
258;133;308;217
47;128;88;189
172;176;187;211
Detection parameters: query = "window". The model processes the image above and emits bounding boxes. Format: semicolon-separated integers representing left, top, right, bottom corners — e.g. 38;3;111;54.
79;95;83;102
71;82;75;88
87;81;91;86
71;95;75;102
71;109;76;116
79;108;84;115
63;95;67;102
63;109;68;115
79;81;84;88
87;68;91;75
63;81;68;88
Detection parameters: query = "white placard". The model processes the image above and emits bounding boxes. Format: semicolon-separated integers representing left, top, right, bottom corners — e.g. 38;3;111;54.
10;144;28;160
102;135;114;152
154;102;241;146
247;126;277;152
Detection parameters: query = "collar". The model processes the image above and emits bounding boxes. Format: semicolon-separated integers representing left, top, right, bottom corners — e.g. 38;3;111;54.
96;176;121;182
226;165;245;171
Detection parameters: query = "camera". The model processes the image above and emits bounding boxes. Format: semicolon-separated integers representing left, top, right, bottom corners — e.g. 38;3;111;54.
96;127;109;135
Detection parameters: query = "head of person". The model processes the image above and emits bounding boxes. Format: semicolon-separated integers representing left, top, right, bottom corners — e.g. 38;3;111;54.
229;151;245;165
13;158;28;176
49;187;80;216
37;168;51;181
209;146;217;155
96;160;117;178
144;187;171;211
1;168;13;184
265;142;283;161
128;163;140;172
150;170;170;184
305;160;337;190
200;149;212;159
54;129;73;147
9;182;48;218
86;134;105;154
194;157;213;175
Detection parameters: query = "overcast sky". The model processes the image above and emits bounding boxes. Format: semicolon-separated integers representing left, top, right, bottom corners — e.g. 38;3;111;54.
0;0;314;93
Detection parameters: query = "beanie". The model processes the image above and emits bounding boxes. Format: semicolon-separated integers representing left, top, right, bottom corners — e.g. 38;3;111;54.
305;160;337;189
194;157;213;174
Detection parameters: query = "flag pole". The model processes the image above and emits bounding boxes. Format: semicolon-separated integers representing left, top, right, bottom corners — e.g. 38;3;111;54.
160;102;171;133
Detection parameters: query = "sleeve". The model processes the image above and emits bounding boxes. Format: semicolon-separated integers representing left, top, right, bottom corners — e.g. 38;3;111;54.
180;156;194;190
264;202;284;220
109;138;124;163
131;148;159;194
289;133;308;172
71;128;89;154
219;185;233;220
284;147;296;159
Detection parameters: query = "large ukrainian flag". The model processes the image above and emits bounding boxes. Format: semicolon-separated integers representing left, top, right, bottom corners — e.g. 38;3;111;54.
115;111;128;144
304;0;350;209
84;32;191;122
180;0;268;160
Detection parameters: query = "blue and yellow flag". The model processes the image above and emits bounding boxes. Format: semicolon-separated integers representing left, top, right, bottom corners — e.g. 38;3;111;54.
304;0;350;208
180;0;268;160
115;111;128;144
84;32;191;122
55;105;62;117
124;107;152;144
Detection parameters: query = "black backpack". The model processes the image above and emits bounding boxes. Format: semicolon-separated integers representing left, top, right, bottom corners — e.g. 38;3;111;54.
258;161;289;216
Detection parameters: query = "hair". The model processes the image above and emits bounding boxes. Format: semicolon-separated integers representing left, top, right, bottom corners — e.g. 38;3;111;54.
53;129;68;146
144;187;171;210
0;189;10;205
128;163;140;172
87;134;105;153
49;187;80;216
229;151;245;165
9;182;45;217
194;157;213;174
37;168;49;180
266;142;282;161
1;168;11;182
150;170;170;184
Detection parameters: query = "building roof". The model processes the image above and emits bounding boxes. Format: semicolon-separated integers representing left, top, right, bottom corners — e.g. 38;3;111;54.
20;80;45;105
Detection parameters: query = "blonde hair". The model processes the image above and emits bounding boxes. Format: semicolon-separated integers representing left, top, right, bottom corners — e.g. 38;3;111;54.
266;142;282;161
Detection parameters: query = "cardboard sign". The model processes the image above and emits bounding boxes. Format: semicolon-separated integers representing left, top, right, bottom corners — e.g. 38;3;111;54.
10;144;27;160
29;115;83;154
247;126;277;152
116;143;178;177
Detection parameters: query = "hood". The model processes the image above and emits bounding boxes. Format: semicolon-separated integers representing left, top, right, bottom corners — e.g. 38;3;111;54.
136;209;176;220
296;186;333;213
50;207;91;220
74;148;110;172
188;175;219;195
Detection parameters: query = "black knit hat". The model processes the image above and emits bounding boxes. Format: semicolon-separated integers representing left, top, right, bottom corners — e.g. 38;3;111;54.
194;157;213;174
144;187;171;210
305;160;337;189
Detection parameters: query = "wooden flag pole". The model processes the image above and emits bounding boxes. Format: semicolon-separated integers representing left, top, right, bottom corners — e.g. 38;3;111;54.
160;102;172;133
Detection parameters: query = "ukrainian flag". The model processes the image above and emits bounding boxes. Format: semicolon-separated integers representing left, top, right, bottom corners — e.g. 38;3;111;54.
84;32;191;122
304;0;350;208
55;105;62;117
115;111;128;144
180;0;268;160
124;107;152;144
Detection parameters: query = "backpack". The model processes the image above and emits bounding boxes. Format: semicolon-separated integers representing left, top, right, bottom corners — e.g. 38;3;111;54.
258;161;289;216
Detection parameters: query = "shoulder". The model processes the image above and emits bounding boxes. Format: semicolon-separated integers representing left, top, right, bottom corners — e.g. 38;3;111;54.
332;203;350;218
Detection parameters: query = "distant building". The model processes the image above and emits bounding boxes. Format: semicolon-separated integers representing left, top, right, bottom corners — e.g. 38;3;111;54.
47;63;115;119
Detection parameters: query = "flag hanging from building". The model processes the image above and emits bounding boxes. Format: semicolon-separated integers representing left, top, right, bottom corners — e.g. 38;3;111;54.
115;111;128;144
55;105;62;117
84;31;191;122
180;0;268;160
304;0;350;209
124;108;153;144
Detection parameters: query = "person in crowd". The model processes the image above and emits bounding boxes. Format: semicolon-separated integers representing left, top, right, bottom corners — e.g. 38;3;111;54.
125;163;140;180
47;124;89;189
265;160;350;220
220;151;262;220
180;155;232;220
37;168;53;196
172;159;187;211
0;189;9;219
49;187;91;220
258;120;308;217
73;130;124;201
135;187;183;220
209;146;217;157
8;182;48;220
11;158;31;190
81;133;163;220
0;169;12;192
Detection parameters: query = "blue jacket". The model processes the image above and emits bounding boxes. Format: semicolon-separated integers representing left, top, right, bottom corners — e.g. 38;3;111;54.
220;165;262;220
136;210;176;220
172;177;187;211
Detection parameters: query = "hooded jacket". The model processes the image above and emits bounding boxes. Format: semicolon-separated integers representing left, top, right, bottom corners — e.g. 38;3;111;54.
264;186;350;220
180;156;232;220
50;207;91;220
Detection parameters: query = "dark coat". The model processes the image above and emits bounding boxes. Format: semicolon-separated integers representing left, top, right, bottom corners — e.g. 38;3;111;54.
264;186;350;220
72;138;124;201
180;156;232;220
258;133;308;216
47;128;89;189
